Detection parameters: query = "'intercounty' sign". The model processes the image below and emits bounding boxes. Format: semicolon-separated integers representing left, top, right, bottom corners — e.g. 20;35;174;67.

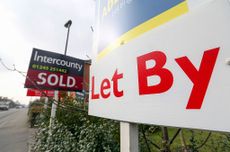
25;48;84;91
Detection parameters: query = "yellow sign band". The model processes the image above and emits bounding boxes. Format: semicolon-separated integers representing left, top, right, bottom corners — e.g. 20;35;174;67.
97;1;189;60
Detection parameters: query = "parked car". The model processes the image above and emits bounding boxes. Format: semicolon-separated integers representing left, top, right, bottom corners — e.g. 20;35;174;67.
0;103;9;110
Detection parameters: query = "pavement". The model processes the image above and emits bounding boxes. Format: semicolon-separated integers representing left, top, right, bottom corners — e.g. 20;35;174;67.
27;128;37;152
0;108;36;152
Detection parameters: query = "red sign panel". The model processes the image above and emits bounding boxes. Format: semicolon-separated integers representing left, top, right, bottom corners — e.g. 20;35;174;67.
27;88;55;97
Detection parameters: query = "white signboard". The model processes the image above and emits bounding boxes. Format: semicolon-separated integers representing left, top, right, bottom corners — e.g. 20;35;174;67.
89;0;230;132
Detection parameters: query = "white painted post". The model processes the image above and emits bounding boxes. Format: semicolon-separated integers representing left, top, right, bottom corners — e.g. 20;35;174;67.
120;122;139;152
41;97;48;119
44;97;48;110
49;90;58;128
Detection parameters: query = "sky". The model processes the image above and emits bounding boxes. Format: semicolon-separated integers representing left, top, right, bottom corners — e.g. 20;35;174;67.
0;0;95;105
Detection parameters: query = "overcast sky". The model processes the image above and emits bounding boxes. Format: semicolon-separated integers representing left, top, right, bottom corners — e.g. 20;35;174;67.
0;0;95;105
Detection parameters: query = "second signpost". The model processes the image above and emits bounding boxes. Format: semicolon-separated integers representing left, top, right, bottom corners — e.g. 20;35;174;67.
25;20;86;129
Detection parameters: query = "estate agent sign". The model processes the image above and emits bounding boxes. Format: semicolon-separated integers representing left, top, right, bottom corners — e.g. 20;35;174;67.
89;0;230;132
25;48;84;91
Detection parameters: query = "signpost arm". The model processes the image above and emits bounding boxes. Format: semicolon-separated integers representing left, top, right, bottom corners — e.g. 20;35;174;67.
64;20;72;56
64;20;72;96
120;122;139;152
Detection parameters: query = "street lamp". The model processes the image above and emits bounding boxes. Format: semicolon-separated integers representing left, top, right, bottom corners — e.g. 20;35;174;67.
64;20;72;55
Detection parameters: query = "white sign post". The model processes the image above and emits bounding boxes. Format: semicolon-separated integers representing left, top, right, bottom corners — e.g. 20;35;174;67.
120;122;139;152
44;97;48;110
49;90;58;128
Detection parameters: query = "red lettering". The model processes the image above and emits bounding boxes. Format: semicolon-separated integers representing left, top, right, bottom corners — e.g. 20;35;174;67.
175;47;219;109
112;69;124;97
137;51;173;95
100;78;111;98
91;70;124;99
91;76;99;99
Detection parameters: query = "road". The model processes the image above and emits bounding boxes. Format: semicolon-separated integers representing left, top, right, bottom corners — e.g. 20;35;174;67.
0;108;30;152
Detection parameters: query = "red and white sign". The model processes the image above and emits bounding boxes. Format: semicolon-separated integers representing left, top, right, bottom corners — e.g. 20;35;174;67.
24;48;84;91
27;88;55;97
89;0;230;132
